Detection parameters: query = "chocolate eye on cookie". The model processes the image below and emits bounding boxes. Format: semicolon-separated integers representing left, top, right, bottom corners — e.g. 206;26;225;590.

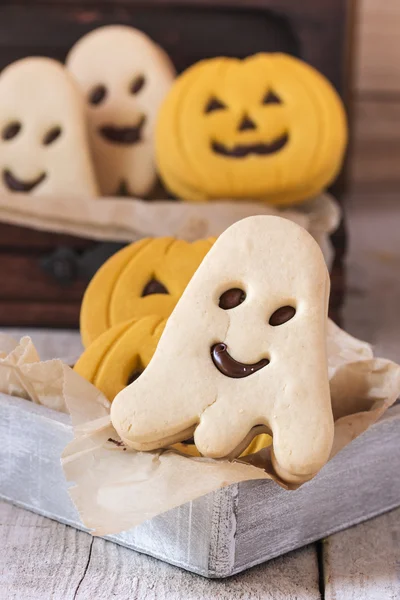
219;288;246;310
2;121;22;141
269;305;296;326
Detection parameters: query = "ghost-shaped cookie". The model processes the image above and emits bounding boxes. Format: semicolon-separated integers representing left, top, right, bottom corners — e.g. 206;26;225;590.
0;57;98;197
66;25;176;197
111;216;334;484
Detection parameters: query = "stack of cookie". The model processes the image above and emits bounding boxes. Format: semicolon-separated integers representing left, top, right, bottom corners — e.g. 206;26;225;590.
0;26;176;200
0;25;347;208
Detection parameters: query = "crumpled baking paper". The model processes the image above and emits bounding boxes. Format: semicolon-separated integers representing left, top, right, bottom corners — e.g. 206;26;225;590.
0;334;66;412
0;192;339;267
0;322;399;536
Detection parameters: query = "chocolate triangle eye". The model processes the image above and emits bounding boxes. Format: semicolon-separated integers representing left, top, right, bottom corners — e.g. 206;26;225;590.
205;97;227;114
141;278;169;297
263;90;282;105
269;306;296;326
127;368;144;385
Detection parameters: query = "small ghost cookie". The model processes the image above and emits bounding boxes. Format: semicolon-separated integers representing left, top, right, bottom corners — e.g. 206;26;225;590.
75;314;272;457
0;57;98;197
80;236;214;347
67;25;176;197
156;53;347;205
111;216;333;484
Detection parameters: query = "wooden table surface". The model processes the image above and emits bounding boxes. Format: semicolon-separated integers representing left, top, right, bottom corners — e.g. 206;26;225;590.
1;195;399;600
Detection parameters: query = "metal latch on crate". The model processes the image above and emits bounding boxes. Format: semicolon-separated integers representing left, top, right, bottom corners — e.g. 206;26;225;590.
40;242;126;286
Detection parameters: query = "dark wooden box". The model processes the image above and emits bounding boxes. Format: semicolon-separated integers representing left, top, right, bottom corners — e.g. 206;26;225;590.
0;0;350;328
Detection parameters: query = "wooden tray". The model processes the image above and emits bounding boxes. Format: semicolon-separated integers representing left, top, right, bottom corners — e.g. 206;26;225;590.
1;393;399;578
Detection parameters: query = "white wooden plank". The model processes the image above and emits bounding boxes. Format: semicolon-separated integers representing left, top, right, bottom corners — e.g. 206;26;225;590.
343;196;400;365
0;500;92;600
0;501;320;599
350;100;400;193
355;0;400;94
75;537;321;600
323;507;400;600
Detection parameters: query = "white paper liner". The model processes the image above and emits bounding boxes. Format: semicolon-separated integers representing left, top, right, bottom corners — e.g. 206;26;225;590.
0;322;399;536
0;192;340;267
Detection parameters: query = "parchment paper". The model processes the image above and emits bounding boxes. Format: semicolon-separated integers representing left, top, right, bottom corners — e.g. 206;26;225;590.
0;192;339;267
0;322;399;536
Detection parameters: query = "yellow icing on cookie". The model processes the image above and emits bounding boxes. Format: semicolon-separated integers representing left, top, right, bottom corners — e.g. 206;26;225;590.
172;434;272;458
80;236;215;347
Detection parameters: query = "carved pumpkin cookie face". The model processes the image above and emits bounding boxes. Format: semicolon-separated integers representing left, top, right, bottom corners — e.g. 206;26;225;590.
156;53;347;206
111;216;334;484
67;26;175;197
0;57;98;197
80;236;215;347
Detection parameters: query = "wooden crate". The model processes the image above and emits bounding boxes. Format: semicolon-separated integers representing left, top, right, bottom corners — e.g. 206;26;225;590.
0;0;350;327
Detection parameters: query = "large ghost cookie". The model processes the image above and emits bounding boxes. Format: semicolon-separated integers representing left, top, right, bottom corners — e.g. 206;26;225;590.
0;57;98;197
111;216;333;484
80;236;214;347
156;53;347;206
67;25;176;197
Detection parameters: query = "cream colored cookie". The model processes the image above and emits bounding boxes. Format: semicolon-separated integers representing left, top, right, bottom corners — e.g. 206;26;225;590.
66;25;175;197
111;216;333;484
0;57;98;197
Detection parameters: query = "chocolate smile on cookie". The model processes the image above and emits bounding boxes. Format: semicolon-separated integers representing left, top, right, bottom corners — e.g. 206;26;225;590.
211;343;269;378
99;115;146;144
3;169;46;192
211;132;289;159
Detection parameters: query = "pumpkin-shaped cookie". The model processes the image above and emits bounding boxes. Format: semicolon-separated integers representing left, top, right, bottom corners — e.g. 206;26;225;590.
75;315;166;402
80;236;215;347
156;53;347;206
75;314;271;457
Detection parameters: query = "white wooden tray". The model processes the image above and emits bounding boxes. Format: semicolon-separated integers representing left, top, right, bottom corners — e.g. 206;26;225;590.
0;393;399;578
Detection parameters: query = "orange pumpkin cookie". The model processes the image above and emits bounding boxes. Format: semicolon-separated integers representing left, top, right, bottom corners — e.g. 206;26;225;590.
74;315;166;402
156;53;347;206
75;314;271;456
80;236;214;347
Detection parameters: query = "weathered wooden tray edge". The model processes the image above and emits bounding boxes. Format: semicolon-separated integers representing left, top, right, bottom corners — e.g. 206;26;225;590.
1;393;399;578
